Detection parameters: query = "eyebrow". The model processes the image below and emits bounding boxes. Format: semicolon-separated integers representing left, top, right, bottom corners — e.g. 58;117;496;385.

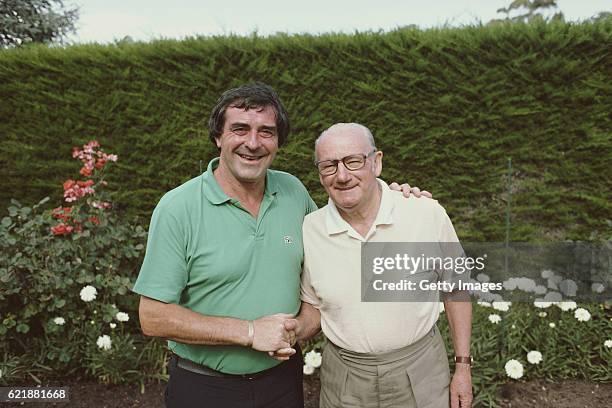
229;122;277;131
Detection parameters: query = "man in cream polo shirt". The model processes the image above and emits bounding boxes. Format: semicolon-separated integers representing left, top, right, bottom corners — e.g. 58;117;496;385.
296;123;473;408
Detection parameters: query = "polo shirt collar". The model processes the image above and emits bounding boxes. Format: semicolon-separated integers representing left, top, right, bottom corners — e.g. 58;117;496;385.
201;157;279;205
325;178;395;236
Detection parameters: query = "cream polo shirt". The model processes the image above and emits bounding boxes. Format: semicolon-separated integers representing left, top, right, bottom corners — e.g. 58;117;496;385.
300;179;461;353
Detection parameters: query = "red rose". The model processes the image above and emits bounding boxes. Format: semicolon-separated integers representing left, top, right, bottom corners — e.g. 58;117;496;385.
77;180;94;188
51;223;73;235
88;216;100;225
80;167;92;177
63;180;76;191
95;159;106;169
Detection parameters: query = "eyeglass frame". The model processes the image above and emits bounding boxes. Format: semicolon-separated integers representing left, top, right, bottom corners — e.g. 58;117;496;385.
314;149;378;176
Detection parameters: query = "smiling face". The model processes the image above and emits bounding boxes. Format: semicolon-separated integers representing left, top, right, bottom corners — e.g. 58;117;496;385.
315;125;382;213
215;105;279;186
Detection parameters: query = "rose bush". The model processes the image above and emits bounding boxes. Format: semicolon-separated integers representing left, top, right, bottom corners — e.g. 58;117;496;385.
0;141;166;387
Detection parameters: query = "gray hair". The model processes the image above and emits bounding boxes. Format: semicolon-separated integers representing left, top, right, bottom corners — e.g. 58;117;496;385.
315;123;376;149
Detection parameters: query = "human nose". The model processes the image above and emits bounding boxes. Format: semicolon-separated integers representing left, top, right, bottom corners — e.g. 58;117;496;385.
244;130;262;150
335;161;351;182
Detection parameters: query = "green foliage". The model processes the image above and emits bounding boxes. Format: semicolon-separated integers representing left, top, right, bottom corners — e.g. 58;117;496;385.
0;20;610;241
493;0;563;24
0;0;79;47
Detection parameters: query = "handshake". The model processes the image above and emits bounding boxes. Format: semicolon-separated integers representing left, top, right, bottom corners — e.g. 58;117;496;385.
249;313;299;361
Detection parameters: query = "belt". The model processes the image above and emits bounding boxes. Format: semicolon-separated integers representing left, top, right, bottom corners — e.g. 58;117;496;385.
172;354;285;380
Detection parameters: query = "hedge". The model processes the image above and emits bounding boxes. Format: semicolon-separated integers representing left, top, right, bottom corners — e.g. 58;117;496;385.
1;20;610;240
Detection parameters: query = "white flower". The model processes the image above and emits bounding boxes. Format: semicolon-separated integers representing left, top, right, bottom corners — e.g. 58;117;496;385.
503;278;518;291
109;323;117;329
544;291;562;303
604;340;612;348
492;301;511;312
488;314;502;324
557;301;577;312
541;269;554;279
505;359;524;379
115;312;129;322
303;364;315;375
80;285;97;302
527;350;543;365
516;278;536;292
534;300;552;309
574;308;591;322
534;285;547;295
476;273;490;282
304;350;322;368
477;301;491;308
53;317;65;325
438;302;445;313
538;312;547;318
559;279;577;297
96;335;112;350
591;283;605;293
549;322;556;328
511;324;516;329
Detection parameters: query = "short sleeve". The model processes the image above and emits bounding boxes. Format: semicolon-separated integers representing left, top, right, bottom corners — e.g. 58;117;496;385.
132;200;188;304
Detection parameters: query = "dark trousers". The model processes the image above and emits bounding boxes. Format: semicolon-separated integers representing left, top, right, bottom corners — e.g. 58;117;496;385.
165;349;304;408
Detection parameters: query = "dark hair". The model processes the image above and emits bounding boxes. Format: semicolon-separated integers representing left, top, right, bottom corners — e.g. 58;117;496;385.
208;83;290;147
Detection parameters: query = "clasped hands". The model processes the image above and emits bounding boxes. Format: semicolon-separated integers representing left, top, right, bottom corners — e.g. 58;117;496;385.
250;314;299;361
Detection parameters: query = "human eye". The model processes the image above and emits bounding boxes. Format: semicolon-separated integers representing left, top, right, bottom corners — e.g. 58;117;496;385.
259;127;277;138
344;155;364;169
317;161;337;175
231;126;248;136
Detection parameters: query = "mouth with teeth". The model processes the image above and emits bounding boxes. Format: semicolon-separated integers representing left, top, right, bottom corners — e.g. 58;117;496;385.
237;153;265;162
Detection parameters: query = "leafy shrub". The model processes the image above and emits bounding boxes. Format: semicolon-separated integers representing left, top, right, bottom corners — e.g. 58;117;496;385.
0;141;165;386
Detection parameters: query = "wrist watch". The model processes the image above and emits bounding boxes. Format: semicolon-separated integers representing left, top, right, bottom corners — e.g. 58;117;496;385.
455;356;473;366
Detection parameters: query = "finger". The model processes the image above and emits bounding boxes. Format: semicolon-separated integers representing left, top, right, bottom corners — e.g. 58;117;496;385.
275;347;296;356
389;182;401;191
283;319;298;331
421;190;433;198
410;186;422;197
270;354;291;361
450;390;459;408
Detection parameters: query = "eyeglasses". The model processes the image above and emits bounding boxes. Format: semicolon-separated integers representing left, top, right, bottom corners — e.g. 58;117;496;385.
314;150;377;176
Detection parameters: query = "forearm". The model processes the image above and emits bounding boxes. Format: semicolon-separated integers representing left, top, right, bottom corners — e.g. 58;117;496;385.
443;294;472;357
296;301;321;342
139;296;249;346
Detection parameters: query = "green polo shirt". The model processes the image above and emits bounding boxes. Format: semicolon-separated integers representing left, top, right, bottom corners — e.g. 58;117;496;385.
133;158;317;374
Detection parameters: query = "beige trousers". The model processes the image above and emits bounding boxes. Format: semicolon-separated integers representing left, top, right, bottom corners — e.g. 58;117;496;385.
319;326;451;408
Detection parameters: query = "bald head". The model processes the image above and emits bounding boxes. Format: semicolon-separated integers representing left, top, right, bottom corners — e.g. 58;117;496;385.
315;123;375;160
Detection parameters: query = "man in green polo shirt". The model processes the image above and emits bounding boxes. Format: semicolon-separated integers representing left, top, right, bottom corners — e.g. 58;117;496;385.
133;83;315;408
133;83;427;408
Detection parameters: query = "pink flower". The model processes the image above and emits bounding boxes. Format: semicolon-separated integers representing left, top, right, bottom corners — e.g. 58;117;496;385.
91;201;111;210
63;179;95;202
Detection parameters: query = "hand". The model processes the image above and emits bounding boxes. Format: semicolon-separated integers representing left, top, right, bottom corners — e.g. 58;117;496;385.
450;365;473;408
251;314;297;352
268;319;300;361
389;182;432;198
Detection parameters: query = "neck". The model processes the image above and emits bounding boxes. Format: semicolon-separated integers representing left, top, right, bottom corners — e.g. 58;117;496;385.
337;183;382;236
213;163;266;203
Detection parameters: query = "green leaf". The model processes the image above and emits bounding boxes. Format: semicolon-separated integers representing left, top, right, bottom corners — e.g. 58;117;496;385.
16;323;30;333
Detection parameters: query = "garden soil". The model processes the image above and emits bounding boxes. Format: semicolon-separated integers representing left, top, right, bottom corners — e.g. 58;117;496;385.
3;376;610;407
